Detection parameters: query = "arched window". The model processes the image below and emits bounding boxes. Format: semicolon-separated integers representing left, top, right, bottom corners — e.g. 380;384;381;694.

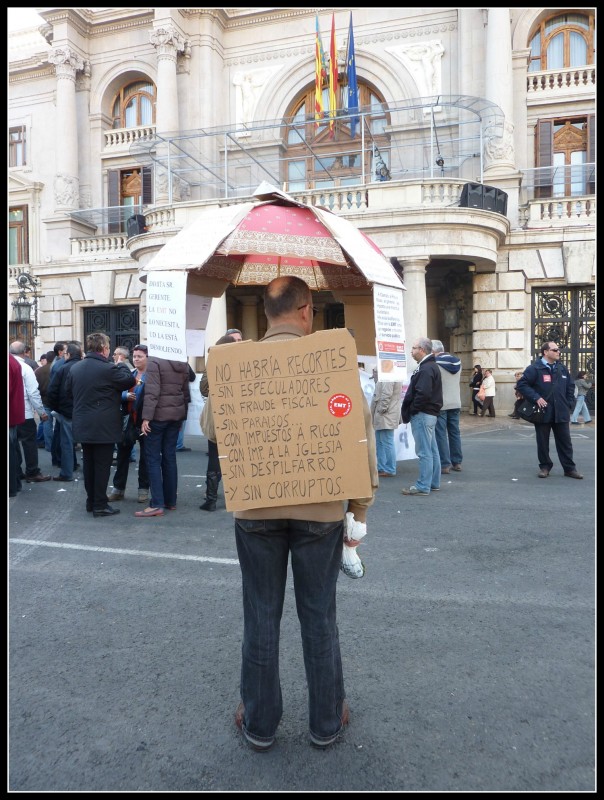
528;13;595;72
111;80;156;129
282;82;390;191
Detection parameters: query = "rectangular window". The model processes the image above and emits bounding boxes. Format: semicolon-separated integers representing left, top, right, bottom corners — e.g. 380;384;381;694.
9;126;26;167
9;206;28;265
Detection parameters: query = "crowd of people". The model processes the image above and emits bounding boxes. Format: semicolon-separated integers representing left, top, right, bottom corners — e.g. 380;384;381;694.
9;286;592;751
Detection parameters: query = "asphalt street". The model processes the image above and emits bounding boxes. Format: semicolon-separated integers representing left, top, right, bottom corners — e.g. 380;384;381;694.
8;414;596;792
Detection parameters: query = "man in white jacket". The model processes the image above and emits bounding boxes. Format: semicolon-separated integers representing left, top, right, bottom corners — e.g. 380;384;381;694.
9;341;51;483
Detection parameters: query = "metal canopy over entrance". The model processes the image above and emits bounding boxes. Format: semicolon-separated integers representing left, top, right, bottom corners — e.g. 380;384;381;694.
127;94;505;204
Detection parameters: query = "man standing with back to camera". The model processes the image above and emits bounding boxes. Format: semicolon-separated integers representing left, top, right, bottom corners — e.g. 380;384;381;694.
431;339;463;474
516;341;583;480
216;276;377;752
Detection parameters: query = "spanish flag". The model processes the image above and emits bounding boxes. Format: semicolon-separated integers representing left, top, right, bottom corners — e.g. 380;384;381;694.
314;14;327;127
328;13;338;138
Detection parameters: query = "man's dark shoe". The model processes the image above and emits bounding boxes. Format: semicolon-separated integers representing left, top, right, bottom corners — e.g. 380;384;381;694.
53;475;73;482
451;464;462;472
26;474;52;483
176;447;192;452
310;700;350;748
537;468;550;478
441;467;451;474
234;702;275;752
86;502;93;513
93;506;121;517
564;470;583;479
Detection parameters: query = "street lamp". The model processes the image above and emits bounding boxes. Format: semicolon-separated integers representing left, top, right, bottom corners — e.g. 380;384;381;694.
12;273;40;335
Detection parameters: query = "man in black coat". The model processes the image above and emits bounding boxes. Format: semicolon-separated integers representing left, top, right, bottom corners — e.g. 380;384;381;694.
47;342;82;482
400;337;443;496
66;332;136;516
516;341;582;479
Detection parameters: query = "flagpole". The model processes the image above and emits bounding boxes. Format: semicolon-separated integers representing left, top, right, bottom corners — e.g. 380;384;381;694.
328;13;338;139
345;12;359;140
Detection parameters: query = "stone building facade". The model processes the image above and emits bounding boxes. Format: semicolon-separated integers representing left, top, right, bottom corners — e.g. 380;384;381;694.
9;8;596;412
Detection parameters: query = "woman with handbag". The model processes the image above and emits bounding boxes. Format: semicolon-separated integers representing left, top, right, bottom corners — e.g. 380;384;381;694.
469;364;483;415
479;369;496;417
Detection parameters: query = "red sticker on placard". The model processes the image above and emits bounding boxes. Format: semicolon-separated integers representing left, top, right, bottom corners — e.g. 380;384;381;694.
328;394;352;417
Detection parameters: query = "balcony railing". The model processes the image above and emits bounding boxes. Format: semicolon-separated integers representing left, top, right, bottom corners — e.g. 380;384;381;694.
527;65;596;96
104;125;156;150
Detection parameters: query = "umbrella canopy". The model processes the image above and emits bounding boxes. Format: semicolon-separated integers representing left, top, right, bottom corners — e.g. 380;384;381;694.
140;183;404;293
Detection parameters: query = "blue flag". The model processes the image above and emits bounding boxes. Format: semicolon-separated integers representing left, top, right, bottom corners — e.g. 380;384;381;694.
346;12;359;138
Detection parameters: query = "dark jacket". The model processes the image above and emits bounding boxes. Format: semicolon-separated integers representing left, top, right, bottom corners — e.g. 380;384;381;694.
46;354;82;418
66;352;136;443
470;370;483;391
35;362;54;406
516;359;575;424
401;354;443;422
142;357;191;423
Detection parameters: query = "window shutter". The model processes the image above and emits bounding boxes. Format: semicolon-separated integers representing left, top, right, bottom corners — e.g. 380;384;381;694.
535;120;553;198
586;115;595;194
142;166;153;205
107;169;120;233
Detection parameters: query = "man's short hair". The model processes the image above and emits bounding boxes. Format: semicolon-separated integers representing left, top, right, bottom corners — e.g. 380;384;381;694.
9;341;26;355
264;276;311;320
66;342;82;358
86;332;110;353
416;337;433;355
114;346;130;358
54;342;66;357
540;341;557;356
431;339;444;353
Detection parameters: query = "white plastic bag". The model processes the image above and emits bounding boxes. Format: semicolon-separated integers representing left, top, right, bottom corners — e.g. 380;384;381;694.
341;543;365;579
340;512;367;578
344;511;367;543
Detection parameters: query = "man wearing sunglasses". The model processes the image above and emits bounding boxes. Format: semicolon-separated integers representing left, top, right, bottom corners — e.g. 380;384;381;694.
516;341;583;479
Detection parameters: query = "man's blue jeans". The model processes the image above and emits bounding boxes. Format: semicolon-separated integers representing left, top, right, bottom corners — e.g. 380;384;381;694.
435;408;463;469
41;406;54;451
144;419;180;508
409;412;440;492
375;428;397;475
235;518;346;745
55;413;75;480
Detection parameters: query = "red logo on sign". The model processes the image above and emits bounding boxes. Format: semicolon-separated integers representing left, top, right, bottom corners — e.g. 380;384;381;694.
328;394;352;417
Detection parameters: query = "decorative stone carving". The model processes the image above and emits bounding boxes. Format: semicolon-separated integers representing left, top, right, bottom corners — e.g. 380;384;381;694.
233;66;281;129
484;119;514;167
54;173;79;207
386;40;445;104
150;25;187;59
48;46;85;78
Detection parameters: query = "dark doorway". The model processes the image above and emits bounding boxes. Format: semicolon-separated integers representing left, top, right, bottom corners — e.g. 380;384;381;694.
83;305;140;353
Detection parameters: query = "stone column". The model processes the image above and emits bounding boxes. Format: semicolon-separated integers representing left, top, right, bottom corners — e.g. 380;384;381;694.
205;295;228;353
48;46;84;211
398;257;430;345
150;25;186;204
483;8;515;176
239;296;259;341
